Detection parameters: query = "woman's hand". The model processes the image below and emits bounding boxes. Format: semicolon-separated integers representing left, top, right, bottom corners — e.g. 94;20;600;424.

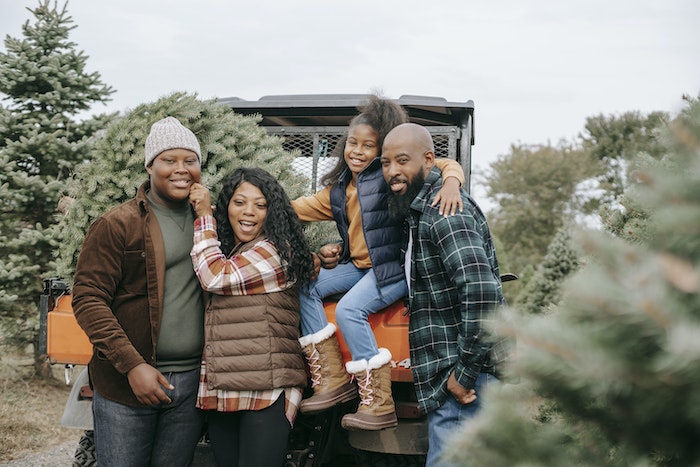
311;252;321;280
432;176;463;217
189;183;213;217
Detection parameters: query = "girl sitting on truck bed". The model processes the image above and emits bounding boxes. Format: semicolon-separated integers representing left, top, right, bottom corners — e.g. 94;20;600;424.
291;94;465;431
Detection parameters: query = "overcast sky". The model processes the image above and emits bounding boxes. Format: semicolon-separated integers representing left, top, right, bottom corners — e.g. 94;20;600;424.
1;0;699;198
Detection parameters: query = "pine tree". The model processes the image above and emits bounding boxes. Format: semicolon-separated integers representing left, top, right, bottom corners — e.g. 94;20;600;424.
485;143;597;276
602;148;676;246
516;225;581;314
581;110;668;208
446;96;700;466
53;91;314;280
0;1;115;356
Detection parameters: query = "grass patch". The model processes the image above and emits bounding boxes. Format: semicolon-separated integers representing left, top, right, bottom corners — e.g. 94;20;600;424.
0;350;84;462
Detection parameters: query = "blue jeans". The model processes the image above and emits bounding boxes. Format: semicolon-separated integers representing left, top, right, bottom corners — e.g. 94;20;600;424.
92;368;204;467
299;262;407;361
426;373;496;467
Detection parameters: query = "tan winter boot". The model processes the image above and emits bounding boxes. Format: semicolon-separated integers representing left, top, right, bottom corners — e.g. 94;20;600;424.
340;348;398;431
299;323;358;414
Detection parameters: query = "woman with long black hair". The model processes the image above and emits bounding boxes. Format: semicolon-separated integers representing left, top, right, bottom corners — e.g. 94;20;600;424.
189;167;315;467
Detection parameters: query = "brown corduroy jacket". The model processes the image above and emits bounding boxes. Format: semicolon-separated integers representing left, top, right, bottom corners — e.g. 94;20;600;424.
73;181;168;407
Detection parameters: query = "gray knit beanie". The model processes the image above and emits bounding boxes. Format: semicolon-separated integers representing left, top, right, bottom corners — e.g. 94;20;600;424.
144;116;201;167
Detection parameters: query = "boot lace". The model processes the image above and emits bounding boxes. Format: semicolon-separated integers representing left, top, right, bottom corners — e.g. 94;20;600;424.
356;369;374;406
308;345;322;388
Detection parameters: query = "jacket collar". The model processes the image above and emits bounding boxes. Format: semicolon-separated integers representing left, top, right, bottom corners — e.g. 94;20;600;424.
339;157;381;185
136;180;151;213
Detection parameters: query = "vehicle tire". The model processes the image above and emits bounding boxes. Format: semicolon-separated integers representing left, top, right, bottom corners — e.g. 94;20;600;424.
72;430;97;467
69;429;214;467
354;450;426;467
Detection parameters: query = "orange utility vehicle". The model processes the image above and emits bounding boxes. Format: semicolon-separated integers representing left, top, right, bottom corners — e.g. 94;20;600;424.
40;94;478;466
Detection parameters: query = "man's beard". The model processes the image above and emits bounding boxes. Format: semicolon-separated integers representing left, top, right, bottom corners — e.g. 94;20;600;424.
387;170;425;223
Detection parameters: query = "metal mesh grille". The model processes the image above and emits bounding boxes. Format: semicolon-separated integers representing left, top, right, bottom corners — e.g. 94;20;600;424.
268;126;460;192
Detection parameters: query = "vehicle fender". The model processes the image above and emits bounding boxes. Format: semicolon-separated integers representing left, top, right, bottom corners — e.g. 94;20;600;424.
60;367;94;430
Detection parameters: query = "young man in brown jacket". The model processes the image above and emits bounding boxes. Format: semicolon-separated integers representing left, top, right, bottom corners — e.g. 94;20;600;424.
73;117;205;466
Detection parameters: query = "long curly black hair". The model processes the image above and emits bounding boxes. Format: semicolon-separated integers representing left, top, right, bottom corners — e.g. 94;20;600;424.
214;167;315;285
320;94;409;187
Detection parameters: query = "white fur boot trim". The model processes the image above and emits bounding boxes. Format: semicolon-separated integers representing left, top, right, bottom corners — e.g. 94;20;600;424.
368;348;392;370
345;348;392;374
299;322;336;347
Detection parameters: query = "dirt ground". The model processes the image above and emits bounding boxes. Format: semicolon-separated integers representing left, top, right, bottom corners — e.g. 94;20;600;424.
0;440;78;466
0;352;83;465
0;354;217;466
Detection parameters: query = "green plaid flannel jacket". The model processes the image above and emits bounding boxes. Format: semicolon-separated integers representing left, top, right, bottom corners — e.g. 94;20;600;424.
405;166;509;414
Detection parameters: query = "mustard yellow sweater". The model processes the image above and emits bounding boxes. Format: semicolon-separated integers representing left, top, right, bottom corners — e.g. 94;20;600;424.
291;158;464;269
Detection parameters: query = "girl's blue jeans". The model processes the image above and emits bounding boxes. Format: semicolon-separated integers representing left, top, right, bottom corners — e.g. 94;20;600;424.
299;262;407;361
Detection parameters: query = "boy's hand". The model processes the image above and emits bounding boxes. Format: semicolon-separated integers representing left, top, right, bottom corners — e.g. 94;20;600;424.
127;363;174;406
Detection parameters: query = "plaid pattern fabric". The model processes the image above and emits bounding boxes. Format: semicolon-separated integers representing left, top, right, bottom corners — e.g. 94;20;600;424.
191;215;289;295
196;360;303;425
406;167;506;414
191;215;301;423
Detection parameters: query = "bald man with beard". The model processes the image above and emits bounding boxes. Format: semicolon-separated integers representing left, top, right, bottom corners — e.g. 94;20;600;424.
381;123;512;467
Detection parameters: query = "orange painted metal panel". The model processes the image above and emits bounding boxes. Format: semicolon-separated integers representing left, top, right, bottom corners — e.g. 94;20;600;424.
47;295;92;365
46;293;414;383
324;299;413;383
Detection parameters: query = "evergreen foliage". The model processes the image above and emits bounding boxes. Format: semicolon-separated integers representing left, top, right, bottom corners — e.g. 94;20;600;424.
601;153;658;245
53;91;315;281
581;110;668;207
603;96;698;246
485;143;597;276
516;226;581;314
0;0;115;347
491;234;519;304
446;96;700;466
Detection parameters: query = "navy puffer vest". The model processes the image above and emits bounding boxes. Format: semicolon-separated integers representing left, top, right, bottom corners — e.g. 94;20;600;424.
329;158;403;287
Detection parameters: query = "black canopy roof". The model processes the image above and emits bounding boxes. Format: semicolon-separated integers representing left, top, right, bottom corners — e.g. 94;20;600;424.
219;94;474;133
